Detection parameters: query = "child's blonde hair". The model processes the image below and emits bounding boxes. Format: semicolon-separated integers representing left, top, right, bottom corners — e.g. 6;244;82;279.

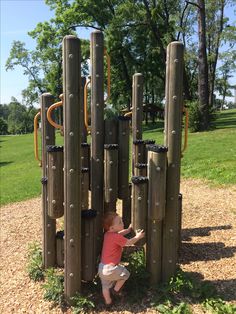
103;212;118;231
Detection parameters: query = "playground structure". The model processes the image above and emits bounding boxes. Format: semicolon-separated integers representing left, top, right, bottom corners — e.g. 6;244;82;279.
34;31;185;301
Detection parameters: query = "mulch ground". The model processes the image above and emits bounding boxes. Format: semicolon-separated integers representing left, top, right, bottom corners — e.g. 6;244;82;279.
0;178;235;313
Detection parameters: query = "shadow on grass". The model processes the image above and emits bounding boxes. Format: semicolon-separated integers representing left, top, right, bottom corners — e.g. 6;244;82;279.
215;119;236;129
143;120;164;132
0;161;13;167
214;111;236;129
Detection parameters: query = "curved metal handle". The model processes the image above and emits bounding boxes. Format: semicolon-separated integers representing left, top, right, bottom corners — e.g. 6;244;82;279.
84;77;91;133
46;95;63;130
34;111;42;167
104;48;111;103
124;111;132;117
181;107;189;154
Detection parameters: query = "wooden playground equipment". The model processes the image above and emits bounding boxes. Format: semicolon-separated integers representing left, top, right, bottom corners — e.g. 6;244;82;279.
34;31;187;301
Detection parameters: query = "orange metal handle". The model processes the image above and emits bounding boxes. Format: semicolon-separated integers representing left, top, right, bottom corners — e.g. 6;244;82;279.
34;111;42;167
104;48;111;102
46;97;63;130
84;77;91;132
124;111;132;117
182;107;189;154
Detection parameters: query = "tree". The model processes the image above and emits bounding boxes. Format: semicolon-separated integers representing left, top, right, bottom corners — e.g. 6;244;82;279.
215;53;236;108
0;117;8;135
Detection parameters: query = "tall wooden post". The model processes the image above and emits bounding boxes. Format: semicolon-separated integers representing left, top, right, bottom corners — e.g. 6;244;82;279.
47;145;64;219
81;77;87;143
104;144;118;212
41;93;56;268
63;35;82;299
164;44;171;146
132;73;143;141
146;145;167;285
118;116;130;200
105;118;118;144
162;42;184;282
132;73;143;175
131;176;148;246
90;31;104;256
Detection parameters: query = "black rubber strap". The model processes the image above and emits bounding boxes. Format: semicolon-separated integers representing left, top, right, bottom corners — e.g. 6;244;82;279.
131;176;148;184
46;145;63;152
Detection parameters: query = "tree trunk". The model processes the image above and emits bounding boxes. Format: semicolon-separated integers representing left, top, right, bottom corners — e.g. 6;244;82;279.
208;1;225;108
198;0;210;130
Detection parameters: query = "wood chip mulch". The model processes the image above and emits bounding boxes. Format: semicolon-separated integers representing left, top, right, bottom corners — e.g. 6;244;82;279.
0;178;235;313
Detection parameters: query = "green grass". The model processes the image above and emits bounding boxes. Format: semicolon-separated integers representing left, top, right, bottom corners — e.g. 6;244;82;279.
0;134;42;205
1;109;236;205
143;109;236;186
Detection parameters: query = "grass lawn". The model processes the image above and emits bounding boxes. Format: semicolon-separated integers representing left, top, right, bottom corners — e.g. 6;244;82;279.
143;109;236;186
1;109;236;205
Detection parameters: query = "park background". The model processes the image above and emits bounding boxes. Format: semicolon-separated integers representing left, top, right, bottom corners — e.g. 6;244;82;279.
0;1;236;314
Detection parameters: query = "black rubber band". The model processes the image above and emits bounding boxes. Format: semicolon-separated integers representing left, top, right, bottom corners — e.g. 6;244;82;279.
81;143;90;148
131;176;148;184
104;144;118;150
41;177;48;184
147;144;168;153
144;139;155;145
81;167;89;173
135;163;147;169
118;115;131;121
46;145;63;152
133;139;144;145
81;209;97;218
56;230;64;239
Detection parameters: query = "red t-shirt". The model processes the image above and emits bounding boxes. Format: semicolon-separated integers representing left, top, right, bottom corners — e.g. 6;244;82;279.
101;232;128;265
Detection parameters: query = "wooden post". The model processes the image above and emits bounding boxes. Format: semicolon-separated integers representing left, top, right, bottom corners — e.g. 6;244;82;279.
105;118;118;144
144;139;155;163
104;144;118;212
177;193;183;254
47;146;64;219
81;77;87;143
118;116;130;200
63;35;82;299
134;163;147;177
122;183;132;228
164;44;171;146
131;176;148;246
132;73;143;141
90;31;104;256
162;41;184;282
146;145;167;285
81;210;97;281
41;93;56;268
81;168;89;211
132;140;145;175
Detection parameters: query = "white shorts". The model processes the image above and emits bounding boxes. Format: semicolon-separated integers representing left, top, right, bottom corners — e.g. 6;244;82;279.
98;263;130;289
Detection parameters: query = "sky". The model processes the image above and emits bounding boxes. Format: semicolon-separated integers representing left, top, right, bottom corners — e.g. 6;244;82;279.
0;0;90;105
0;0;235;106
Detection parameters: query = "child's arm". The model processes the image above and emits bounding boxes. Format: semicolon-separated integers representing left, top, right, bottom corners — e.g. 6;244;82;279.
125;229;145;246
118;224;132;236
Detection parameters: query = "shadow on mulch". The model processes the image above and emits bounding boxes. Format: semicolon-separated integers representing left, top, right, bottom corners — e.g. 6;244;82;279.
182;225;232;242
179;242;236;263
178;271;236;302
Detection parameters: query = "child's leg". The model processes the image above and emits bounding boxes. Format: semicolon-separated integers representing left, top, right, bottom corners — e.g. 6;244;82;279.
113;265;130;292
113;279;126;292
102;287;112;305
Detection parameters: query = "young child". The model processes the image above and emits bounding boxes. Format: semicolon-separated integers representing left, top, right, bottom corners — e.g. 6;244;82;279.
98;211;145;305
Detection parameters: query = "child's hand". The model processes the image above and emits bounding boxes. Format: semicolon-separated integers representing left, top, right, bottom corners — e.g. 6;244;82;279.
128;224;133;232
136;229;145;239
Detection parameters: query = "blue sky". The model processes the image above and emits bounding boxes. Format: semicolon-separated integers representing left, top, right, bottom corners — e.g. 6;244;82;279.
0;0;90;105
1;0;235;106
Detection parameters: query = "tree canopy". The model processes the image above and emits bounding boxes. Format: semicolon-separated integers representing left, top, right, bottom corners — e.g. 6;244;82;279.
5;0;236;131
